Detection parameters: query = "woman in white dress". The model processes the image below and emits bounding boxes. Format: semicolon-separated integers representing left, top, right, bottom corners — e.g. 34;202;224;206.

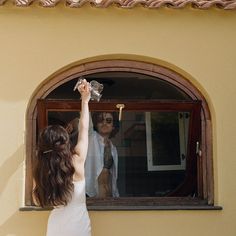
33;79;91;236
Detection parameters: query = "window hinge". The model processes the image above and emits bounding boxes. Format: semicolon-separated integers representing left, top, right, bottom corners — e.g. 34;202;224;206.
196;141;202;157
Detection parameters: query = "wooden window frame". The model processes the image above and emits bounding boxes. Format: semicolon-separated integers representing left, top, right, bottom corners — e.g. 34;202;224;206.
25;59;214;209
36;99;202;209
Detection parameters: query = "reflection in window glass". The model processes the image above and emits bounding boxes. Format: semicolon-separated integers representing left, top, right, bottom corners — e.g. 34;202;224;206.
48;111;80;127
114;111;189;197
146;112;189;171
46;110;190;198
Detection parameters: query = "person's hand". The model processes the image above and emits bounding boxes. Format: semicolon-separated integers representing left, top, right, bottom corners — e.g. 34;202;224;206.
65;123;73;133
77;79;91;103
65;118;79;134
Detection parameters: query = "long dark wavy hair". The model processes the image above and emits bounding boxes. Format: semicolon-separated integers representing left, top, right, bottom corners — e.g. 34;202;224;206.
33;125;75;207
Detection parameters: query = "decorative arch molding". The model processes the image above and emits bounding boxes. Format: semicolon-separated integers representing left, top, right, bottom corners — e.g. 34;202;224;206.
25;59;213;205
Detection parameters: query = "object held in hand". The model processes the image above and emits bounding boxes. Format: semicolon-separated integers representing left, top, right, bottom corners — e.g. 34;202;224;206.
73;77;104;101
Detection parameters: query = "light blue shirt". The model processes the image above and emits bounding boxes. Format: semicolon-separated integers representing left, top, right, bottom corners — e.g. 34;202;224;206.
85;130;119;197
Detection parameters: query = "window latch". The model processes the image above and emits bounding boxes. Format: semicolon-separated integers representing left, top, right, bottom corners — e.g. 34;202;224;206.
116;104;125;121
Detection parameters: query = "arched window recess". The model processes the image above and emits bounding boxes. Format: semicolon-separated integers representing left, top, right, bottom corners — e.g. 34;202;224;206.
25;60;215;210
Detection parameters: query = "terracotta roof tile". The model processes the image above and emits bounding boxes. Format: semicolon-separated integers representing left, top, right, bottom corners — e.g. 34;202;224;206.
0;0;235;9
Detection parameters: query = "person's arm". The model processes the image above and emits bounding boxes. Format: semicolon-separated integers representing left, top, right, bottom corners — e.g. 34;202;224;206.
88;112;94;136
74;79;91;164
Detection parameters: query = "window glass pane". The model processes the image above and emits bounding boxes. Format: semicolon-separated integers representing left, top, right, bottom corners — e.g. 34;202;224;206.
48;111;80;127
44;110;190;198
47;72;191;100
114;111;189;197
146;112;189;171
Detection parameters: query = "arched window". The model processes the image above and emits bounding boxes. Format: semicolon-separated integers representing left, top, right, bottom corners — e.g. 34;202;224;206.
25;60;214;209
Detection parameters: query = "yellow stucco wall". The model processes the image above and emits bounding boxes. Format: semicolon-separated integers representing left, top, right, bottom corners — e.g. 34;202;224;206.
0;5;236;236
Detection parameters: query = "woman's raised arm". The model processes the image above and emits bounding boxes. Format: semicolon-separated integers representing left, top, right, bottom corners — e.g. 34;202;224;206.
74;79;91;163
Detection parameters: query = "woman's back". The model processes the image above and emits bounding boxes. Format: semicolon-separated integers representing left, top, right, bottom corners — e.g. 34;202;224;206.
46;179;91;236
33;80;92;236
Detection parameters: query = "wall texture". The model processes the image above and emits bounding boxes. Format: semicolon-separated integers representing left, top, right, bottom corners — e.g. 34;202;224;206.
0;5;236;236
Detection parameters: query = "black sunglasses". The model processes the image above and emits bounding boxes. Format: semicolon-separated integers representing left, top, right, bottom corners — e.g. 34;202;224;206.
97;118;113;124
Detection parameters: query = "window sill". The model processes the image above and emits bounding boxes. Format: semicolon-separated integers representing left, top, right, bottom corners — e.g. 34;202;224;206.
19;197;222;211
86;197;223;210
19;205;222;211
87;205;222;211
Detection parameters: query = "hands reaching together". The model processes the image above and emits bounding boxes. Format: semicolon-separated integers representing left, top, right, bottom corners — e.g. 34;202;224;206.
77;79;91;103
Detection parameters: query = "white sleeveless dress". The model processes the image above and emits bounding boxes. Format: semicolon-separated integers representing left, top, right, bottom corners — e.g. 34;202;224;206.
46;179;91;236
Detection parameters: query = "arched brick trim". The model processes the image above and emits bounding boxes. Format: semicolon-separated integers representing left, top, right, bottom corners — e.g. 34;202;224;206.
25;59;213;205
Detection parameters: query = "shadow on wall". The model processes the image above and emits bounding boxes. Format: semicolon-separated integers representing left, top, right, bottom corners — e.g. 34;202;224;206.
0;145;49;235
0;145;24;194
0;211;48;236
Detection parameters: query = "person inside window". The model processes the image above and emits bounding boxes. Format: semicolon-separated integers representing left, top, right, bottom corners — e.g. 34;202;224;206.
66;111;120;198
85;112;120;198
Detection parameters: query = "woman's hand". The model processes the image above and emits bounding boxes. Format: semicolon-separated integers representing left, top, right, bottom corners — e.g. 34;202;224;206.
77;79;91;103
